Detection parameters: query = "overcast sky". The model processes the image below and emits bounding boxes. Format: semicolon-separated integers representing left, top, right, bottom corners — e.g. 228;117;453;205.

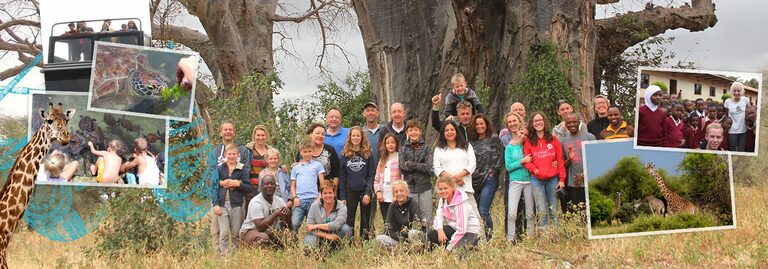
1;0;766;117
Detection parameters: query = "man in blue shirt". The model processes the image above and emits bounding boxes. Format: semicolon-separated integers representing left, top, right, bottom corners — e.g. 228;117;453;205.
324;107;349;160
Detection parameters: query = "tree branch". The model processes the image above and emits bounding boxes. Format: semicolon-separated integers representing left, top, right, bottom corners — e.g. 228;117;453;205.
596;0;619;4
0;18;39;31
0;42;38;55
0;52;42;80
151;23;214;57
272;0;335;23
595;1;717;66
150;0;163;19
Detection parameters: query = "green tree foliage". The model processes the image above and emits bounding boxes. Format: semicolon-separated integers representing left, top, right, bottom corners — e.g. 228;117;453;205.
588;187;614;225
600;36;696;124
678;153;731;223
508;40;576;124
651;81;668;92
207;71;284;145
313;71;372;128
744;78;759;89
721;93;732;102
589;156;660;204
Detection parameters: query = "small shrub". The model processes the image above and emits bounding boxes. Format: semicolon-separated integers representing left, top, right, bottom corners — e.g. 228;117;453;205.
588;188;614;225
627;213;718;233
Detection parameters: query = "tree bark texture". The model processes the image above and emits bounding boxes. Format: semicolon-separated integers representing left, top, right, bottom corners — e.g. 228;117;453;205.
353;0;716;130
154;0;278;115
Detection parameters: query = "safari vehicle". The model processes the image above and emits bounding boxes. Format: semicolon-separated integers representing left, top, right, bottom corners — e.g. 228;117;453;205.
43;18;151;92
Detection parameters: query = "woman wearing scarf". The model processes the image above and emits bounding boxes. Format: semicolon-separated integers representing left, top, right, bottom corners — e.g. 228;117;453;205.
637;85;668;146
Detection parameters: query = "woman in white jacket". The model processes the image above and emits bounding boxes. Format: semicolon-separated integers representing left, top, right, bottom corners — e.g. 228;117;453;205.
427;176;481;252
433;120;478;211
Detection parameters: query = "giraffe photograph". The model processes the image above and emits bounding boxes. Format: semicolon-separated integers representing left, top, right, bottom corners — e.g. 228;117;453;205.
29;91;168;188
583;140;735;239
633;67;762;156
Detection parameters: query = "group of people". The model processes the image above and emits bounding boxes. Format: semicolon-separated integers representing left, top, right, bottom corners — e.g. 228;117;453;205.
208;73;652;255
638;82;757;152
61;19;140;61
37;137;163;186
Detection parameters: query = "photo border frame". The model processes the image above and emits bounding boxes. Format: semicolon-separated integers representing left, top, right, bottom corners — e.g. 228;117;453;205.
583;139;737;240
633;66;762;157
29;90;169;189
86;41;198;122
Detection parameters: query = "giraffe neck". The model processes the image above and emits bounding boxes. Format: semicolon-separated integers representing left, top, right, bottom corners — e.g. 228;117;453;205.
28;124;52;168
7;124;51;190
650;167;677;201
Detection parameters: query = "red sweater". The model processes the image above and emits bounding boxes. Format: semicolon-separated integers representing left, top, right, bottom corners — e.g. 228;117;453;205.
664;116;685;148
682;126;702;149
523;135;566;183
637;105;667;146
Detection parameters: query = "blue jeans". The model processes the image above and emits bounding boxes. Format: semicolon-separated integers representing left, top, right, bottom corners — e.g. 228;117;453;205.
474;176;497;238
531;176;559;230
303;224;353;248
291;198;315;232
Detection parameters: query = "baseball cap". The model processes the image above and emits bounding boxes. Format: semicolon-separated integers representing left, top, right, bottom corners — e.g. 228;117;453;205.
363;102;377;110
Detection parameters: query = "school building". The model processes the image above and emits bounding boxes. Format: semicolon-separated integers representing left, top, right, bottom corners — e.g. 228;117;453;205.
639;70;759;105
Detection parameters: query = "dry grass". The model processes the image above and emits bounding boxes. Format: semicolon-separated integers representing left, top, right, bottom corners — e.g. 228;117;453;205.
8;185;768;268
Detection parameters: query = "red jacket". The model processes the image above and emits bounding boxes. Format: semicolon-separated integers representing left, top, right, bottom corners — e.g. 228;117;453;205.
523;135;566;183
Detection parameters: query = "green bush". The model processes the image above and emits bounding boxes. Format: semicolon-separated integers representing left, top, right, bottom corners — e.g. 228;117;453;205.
627;213;718;233
651;81;668;92
86;189;209;259
508;39;576;124
588;188;614;225
590;156;660;204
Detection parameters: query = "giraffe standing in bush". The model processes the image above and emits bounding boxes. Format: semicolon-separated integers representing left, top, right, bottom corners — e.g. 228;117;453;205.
0;103;75;269
645;163;698;214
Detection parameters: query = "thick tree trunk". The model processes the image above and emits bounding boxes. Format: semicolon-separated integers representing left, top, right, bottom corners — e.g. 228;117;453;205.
156;0;277;116
353;0;716;129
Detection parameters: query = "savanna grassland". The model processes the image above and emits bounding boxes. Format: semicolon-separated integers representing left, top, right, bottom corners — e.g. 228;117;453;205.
7;184;768;268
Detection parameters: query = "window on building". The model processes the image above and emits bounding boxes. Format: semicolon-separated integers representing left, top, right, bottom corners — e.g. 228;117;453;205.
641;74;650;89
670;79;678;96
709;86;716;97
694;83;702;95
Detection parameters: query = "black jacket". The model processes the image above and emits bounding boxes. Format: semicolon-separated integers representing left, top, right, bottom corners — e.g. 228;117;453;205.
399;139;433;193
384;197;424;241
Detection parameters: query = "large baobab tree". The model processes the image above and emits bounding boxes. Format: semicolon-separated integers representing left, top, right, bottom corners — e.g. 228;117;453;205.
351;0;717;128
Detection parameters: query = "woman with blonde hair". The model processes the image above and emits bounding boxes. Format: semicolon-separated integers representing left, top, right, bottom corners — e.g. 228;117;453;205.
339;126;376;240
258;148;289;203
248;125;273;192
428;175;480;253
375;180;425;249
504;111;534;243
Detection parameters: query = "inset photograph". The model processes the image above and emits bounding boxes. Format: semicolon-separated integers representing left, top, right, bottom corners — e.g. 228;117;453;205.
40;0;152;92
87;42;198;121
635;67;761;156
584;140;735;239
30;91;167;188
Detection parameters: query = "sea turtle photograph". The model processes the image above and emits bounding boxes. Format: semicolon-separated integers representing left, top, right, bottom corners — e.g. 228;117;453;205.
87;41;197;121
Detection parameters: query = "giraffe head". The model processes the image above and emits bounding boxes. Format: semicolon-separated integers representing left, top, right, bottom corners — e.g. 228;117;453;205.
39;102;76;145
645;163;655;171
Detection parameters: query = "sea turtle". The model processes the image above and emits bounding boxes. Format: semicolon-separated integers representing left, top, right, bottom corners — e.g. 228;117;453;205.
91;49;170;110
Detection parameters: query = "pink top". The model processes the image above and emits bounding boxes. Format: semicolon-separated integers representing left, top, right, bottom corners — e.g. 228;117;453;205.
374;154;402;203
